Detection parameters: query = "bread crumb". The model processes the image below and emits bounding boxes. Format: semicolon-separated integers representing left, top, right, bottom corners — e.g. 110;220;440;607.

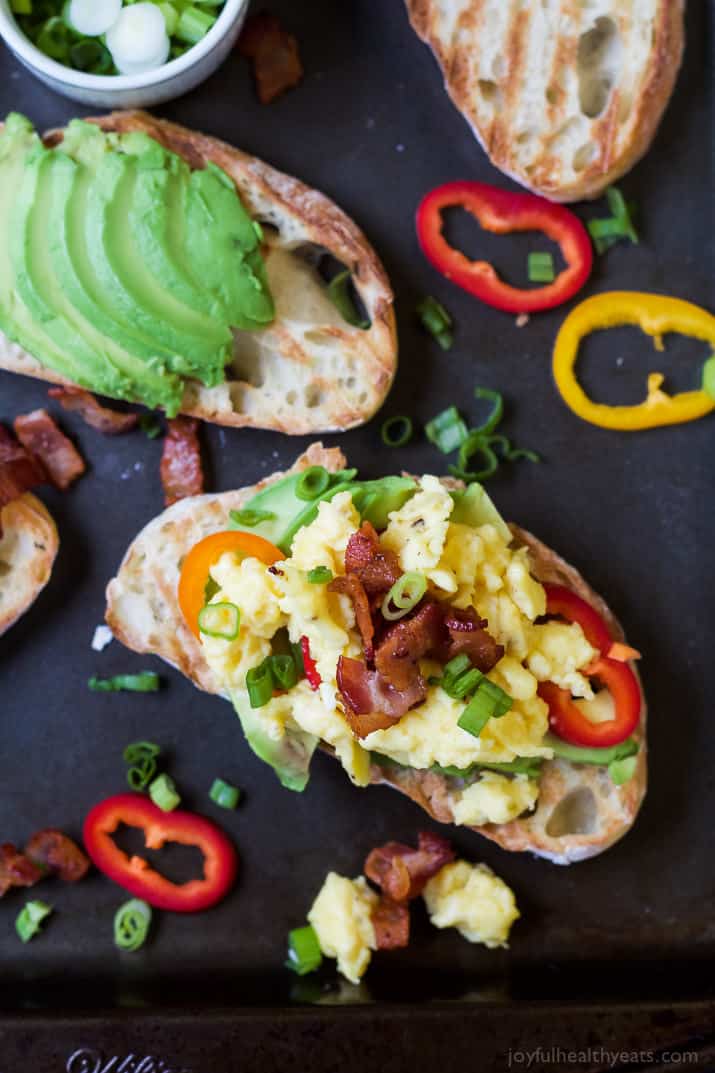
91;625;113;652
516;314;530;328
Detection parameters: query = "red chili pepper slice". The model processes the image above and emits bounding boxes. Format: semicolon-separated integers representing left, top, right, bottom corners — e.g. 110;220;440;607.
83;794;238;913
539;584;641;747
300;635;321;690
416;181;593;313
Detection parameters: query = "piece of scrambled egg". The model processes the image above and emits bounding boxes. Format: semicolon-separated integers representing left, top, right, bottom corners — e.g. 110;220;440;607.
307;873;378;984
422;860;519;947
200;479;597;825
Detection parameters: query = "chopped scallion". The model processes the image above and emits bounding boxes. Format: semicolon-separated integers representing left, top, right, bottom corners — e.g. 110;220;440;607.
327;270;370;329
286;924;323;975
381;415;414;448
425;405;469;454
15;900;52;944
448;667;484;699
528;251;555;283
123;741;161;792
175;3;215;44
702;355;715;400
417;296;453;350
295;466;331;502
443;654;472;680
114;899;152;952
381;572;427;621
307;566;333;584
246;659;274;708
472;387;504;435
198;602;240;641
270;653;298;691
457;679;513;738
229;508;276;528
209;777;241;810
89;672;160;693
149;773;181;812
588;186;639;254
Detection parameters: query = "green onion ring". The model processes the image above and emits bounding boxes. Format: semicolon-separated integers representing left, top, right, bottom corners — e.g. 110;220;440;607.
381;572;427;621
381;415;414;448
295;466;331;501
114;899;152;952
472;387;504;435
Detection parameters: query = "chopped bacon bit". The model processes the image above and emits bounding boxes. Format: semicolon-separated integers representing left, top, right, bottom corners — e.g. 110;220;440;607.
345;521;401;597
48;387;139;435
607;642;642;663
0;425;47;514
365;832;455;902
160;417;204;507
238;13;303;105
372;897;410;950
336;656;424;737
440;607;504;672
329;574;375;660
374;600;445;691
25;829;90;884
14;409;85;491
0;844;43;897
300;635;322;690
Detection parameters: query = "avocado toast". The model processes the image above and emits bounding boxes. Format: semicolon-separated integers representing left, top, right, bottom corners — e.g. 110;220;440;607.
106;445;646;864
0;112;397;434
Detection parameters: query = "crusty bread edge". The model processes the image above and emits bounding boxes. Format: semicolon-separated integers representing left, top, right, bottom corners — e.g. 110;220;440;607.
0;492;59;636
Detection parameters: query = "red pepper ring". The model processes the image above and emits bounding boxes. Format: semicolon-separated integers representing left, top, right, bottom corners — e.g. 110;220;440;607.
83;794;238;913
539;657;641;748
416;181;593;314
542;583;612;655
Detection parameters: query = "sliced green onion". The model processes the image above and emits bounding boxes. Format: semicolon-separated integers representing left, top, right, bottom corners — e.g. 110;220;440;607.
476;678;513;717
69;39;111;72
588;186;638;254
36;16;71;60
443;654;472;679
425;405;469;454
175;3;215;44
246;659;274;708
123;741;161;765
291;640;305;677
15;900;52;943
528;251;555;283
209;777;241;810
229;507;276;528
307;566;333;584
149;773;181;812
472;387;504;435
448;667;484;699
327;270;370;329
89;672;160;693
198;602;240;640
295;466;331;501
270;653;298;691
158;0;178;34
123;741;161;792
608;755;638;786
457;680;513;738
139;414;162;439
114;899;152;952
417;296;453;350
450;434;499;482
286;924;323;976
381;415;414;448
381;572;427;621
702;355;715;400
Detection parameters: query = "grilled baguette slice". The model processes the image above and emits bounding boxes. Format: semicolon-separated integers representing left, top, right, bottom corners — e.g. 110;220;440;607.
0;112;397;434
0;493;59;637
405;0;684;201
105;445;646;863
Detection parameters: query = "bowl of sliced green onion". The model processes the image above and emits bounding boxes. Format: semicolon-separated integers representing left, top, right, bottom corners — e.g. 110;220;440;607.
0;0;248;106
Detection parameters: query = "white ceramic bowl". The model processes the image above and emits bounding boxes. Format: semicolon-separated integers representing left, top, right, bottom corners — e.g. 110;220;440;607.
0;0;248;107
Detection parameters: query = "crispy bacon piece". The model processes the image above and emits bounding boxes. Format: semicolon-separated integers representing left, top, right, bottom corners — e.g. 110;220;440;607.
329;574;375;660
372;897;410;950
336;656;425;737
345;521;401;597
374;600;445;691
48;387;139;435
238;13;303;105
441;607;504;672
0;844;43;897
25;829;90;884
14;409;85;491
0;425;47;513
160;417;204;507
365;831;456;902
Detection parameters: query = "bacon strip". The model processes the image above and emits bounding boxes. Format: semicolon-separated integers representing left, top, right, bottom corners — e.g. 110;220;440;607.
328;574;375;660
372;897;410;950
238;13;303;105
48;387;139;435
0;425;47;513
374;600;445;691
345;521;401;596
160;417;204;507
14;409;85;491
25;829;90;884
0;844;43;897
441;607;504;672
336;656;425;737
365;832;455;902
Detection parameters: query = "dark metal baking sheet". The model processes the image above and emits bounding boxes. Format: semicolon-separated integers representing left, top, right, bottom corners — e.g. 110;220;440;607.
1;0;713;1068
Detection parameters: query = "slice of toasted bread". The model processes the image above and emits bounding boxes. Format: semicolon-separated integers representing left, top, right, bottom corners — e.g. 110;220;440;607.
0;112;397;433
105;448;646;862
405;0;684;201
0;493;59;637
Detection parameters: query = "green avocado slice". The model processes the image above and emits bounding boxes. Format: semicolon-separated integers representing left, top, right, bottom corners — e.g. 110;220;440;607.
543;734;638;766
232;698;317;791
449;482;511;543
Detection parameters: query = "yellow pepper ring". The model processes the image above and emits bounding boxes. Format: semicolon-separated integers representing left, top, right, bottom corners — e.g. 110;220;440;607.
553;292;715;430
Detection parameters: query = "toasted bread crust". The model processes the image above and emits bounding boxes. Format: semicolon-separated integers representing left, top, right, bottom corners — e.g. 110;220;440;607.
105;453;646;862
0;493;59;636
0;112;397;432
405;0;684;201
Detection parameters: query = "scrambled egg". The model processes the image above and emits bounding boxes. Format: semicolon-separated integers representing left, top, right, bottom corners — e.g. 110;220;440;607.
307;873;377;984
200;478;597;823
422;860;519;947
